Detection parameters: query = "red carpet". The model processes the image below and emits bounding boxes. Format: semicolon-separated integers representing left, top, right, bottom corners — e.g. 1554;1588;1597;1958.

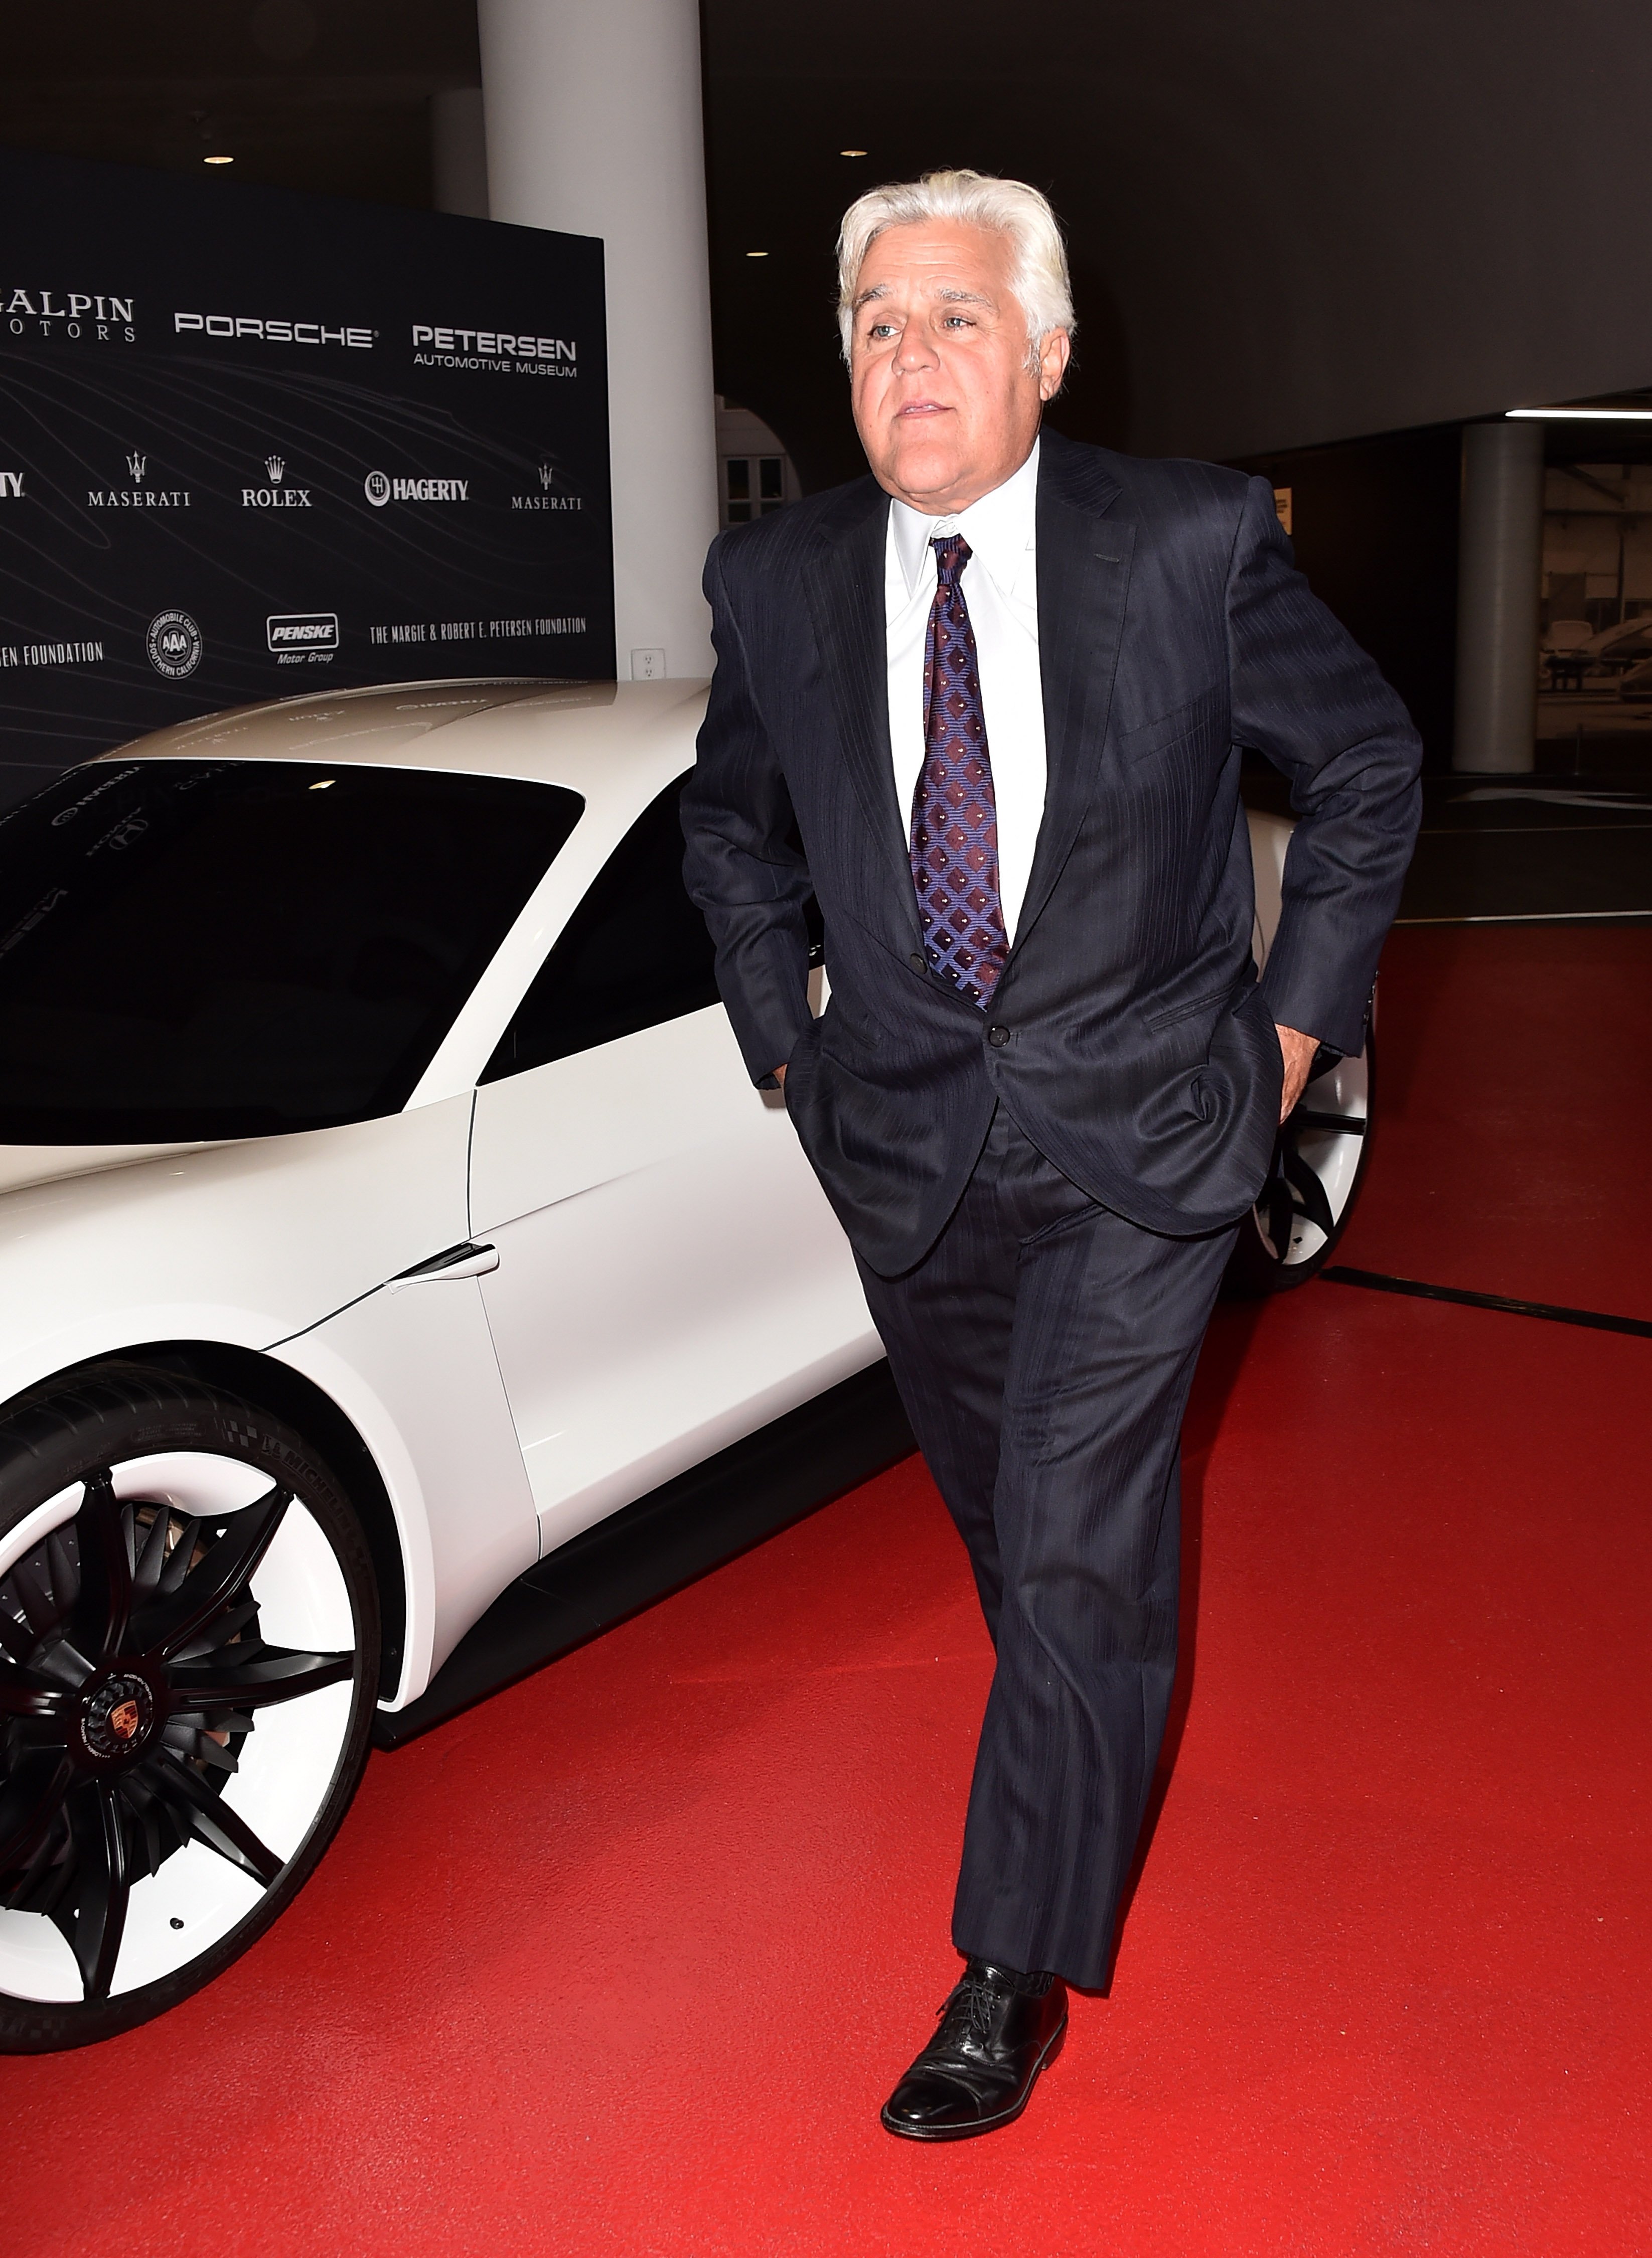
5;928;1650;2255
1337;923;1652;1320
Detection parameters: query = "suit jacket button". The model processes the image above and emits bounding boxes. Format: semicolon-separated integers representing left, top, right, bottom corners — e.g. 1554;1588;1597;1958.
909;951;926;972
987;1024;1010;1048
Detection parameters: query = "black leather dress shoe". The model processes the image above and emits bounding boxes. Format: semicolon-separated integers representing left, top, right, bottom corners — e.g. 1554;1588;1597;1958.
880;1961;1068;2141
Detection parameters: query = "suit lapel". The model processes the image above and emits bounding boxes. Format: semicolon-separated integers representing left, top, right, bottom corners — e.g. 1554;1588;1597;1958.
1013;435;1133;952
800;481;920;927
797;438;1132;957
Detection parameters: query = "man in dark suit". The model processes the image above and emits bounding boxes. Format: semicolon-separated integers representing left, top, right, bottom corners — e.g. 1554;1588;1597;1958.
683;169;1421;2141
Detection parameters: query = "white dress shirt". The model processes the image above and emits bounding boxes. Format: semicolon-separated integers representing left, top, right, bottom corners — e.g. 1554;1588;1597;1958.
884;437;1046;944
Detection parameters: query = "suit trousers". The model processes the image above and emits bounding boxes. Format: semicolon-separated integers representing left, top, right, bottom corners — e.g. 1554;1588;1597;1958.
855;1104;1240;1990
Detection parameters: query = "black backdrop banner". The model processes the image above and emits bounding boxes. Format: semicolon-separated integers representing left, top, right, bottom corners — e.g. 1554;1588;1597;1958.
0;149;613;810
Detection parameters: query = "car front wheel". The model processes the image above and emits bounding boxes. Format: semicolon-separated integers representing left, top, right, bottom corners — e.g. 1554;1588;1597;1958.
0;1362;379;2053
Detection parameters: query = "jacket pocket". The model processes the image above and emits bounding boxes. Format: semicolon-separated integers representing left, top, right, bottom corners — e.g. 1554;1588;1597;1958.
819;992;882;1054
782;1014;822;1113
1115;686;1225;764
1145;980;1239;1033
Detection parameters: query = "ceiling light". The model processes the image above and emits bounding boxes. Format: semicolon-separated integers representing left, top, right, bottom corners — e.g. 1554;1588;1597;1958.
1507;405;1652;420
746;250;768;258
840;148;868;157
203;154;234;165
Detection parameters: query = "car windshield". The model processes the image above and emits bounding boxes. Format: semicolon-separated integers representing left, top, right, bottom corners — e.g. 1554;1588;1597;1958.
0;758;583;1143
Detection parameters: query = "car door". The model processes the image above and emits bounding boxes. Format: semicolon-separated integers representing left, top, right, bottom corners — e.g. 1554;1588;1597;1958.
466;772;878;1555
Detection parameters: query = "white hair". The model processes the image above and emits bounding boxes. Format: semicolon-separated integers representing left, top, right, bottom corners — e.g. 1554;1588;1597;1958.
835;169;1077;371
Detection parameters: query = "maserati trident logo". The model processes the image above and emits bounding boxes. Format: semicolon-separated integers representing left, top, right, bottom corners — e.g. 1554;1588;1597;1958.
265;454;284;484
513;465;582;513
90;454;189;509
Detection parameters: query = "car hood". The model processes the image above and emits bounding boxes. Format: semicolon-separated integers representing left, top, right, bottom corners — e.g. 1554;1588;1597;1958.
95;677;617;773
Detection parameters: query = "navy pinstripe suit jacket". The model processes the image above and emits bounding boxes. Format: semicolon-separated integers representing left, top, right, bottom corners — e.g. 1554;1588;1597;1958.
682;429;1422;1276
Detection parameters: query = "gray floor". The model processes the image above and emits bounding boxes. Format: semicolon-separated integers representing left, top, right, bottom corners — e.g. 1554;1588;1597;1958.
1398;780;1652;922
1242;751;1652;923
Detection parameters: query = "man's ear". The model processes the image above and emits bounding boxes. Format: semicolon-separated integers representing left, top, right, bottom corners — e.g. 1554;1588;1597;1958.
1037;326;1072;403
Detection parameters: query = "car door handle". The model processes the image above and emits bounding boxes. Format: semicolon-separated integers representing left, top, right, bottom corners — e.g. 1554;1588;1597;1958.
389;1240;500;1288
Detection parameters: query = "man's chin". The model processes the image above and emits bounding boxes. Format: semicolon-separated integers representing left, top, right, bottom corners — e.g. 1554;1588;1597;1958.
880;443;971;511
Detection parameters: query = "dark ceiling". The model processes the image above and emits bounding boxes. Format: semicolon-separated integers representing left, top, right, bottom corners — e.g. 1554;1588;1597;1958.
9;1;1652;491
0;3;477;207
700;0;1652;485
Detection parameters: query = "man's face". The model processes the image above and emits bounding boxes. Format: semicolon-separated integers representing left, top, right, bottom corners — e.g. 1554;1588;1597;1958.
849;219;1070;514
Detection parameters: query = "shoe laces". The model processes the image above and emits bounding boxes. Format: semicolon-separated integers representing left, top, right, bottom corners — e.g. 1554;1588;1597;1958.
940;1964;1000;2047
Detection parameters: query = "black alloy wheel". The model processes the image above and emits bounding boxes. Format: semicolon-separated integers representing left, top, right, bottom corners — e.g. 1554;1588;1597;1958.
0;1363;379;2052
1224;1034;1376;1296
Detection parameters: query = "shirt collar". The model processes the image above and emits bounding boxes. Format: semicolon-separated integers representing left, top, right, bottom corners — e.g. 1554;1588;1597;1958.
889;434;1041;601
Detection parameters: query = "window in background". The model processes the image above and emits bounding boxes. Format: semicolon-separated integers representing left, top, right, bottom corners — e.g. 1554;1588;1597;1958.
716;396;800;529
1540;457;1652;719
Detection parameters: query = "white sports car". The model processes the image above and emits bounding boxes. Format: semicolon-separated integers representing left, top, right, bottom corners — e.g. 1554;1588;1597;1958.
0;679;1371;2051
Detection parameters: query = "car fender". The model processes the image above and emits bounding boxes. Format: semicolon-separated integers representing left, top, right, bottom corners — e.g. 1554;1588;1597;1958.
0;1298;307;1419
0;1286;535;1718
0;1093;511;1708
0;1096;475;1395
274;1277;539;1709
267;1322;441;1708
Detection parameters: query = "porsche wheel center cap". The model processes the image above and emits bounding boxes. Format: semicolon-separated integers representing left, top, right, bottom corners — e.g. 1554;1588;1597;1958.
83;1674;156;1760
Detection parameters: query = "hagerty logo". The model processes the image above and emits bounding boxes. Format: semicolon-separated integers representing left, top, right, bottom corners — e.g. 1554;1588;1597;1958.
89;453;190;509
363;471;469;505
146;610;203;679
0;472;23;498
267;611;339;663
3;288;135;342
243;454;312;508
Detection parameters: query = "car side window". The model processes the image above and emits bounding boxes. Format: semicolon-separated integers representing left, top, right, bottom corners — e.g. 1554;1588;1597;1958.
481;771;721;1080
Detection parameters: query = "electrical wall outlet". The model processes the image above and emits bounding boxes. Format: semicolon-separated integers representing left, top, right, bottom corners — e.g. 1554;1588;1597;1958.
630;647;666;680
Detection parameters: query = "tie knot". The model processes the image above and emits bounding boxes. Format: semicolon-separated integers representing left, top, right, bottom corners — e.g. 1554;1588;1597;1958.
932;533;971;584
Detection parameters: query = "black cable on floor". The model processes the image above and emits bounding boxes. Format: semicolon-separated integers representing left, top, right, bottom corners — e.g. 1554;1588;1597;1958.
1321;1265;1652;1340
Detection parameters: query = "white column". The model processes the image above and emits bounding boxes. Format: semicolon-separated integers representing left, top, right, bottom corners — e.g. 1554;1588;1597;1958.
1453;419;1544;773
430;89;490;220
477;0;718;679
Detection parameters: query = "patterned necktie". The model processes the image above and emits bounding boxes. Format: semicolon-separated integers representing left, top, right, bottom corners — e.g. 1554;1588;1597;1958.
909;533;1007;1006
